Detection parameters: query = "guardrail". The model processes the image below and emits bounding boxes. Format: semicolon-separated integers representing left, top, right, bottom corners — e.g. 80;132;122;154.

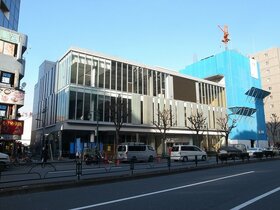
0;154;278;190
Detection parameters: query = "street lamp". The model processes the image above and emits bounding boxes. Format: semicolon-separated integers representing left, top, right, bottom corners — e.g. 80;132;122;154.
89;110;99;150
36;99;47;150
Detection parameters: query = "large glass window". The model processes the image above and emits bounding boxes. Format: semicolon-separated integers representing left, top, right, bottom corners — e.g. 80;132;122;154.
139;68;143;94
143;69;147;95
122;98;128;123
128;65;132;92
128;99;131;123
133;66;138;93
104;96;110;122
78;63;84;85
157;72;161;95
99;61;105;88
84;93;91;120
69;91;76;120
123;64;127;92
70;62;77;84
76;92;84;120
111;61;116;90
153;71;157;96
85;64;91;87
105;62;111;89
98;94;104;122
161;73;165;96
117;62;122;91
94;59;98;87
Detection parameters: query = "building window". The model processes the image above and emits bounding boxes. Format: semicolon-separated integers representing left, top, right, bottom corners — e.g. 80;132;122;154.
266;69;270;73
0;40;17;57
264;53;268;57
270;104;274;109
267;78;270;82
269;95;273;100
266;61;269;65
0;72;14;86
0;104;7;117
0;1;9;19
268;87;272;90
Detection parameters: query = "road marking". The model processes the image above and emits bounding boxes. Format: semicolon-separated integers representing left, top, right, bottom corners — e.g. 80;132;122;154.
231;186;280;210
69;171;254;210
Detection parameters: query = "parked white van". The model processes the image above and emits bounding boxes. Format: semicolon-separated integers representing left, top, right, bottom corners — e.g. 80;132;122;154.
170;145;207;162
117;142;156;162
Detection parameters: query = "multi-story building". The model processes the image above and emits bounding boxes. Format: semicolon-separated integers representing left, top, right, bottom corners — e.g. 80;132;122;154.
0;0;20;31
0;0;28;155
31;47;226;158
251;47;280;144
181;50;270;148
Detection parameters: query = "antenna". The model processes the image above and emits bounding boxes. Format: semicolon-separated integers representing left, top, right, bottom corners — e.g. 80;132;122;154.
218;25;230;50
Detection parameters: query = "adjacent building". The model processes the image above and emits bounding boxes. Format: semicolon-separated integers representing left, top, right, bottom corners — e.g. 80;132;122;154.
0;0;20;31
31;47;227;158
180;50;270;148
0;0;28;155
251;47;280;145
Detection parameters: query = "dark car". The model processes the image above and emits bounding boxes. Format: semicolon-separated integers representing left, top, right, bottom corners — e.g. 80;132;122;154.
218;146;249;161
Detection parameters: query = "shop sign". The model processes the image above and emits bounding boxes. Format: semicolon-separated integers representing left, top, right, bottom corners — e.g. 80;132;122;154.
0;87;25;105
0;120;24;135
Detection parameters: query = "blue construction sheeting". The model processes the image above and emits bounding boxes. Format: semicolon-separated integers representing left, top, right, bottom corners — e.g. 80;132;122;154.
180;50;268;142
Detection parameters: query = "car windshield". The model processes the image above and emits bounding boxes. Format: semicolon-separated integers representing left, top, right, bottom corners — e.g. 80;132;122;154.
172;147;179;152
117;146;126;152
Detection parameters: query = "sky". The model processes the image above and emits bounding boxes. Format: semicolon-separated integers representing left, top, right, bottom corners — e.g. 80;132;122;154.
18;0;280;113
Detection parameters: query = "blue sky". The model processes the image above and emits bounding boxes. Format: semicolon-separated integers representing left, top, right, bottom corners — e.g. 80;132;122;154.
18;0;280;113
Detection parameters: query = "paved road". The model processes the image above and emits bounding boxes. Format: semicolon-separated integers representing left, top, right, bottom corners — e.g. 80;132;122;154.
1;159;279;210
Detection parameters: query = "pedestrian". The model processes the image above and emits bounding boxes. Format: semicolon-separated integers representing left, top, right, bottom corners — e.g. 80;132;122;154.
41;147;48;166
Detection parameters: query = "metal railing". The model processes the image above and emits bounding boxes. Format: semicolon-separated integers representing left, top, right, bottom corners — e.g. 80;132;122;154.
0;154;278;190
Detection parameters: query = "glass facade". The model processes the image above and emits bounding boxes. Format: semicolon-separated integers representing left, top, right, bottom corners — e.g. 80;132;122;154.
56;50;226;130
0;0;20;31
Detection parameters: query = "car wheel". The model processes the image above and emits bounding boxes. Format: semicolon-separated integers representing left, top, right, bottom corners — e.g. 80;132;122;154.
183;156;188;162
148;156;154;162
201;155;207;161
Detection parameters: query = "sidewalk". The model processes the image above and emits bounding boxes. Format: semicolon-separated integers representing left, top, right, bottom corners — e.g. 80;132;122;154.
1;157;279;197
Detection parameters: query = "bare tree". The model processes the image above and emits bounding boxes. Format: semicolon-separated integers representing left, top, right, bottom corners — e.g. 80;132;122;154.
187;110;207;147
152;108;175;154
266;114;280;146
110;95;130;159
216;114;237;146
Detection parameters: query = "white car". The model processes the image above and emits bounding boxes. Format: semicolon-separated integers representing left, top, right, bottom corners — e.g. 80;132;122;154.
171;145;207;162
247;148;263;158
0;152;10;169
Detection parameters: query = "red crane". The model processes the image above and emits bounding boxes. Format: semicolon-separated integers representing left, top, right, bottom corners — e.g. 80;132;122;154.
218;25;230;48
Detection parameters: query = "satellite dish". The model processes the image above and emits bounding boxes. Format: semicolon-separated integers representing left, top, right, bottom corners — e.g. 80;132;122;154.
21;82;27;88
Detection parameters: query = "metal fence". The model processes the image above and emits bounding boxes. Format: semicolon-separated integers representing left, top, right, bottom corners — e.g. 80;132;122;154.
0;155;278;190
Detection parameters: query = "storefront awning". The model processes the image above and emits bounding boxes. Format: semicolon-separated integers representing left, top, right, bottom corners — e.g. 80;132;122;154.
245;87;270;99
228;107;256;117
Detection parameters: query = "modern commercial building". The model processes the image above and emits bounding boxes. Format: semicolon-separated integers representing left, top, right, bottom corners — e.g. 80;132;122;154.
180;50;270;148
31;47;227;158
0;0;20;31
0;0;28;155
251;47;280;144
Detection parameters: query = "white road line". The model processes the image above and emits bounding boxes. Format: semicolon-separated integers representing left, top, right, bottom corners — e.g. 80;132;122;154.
68;171;255;210
231;186;280;210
